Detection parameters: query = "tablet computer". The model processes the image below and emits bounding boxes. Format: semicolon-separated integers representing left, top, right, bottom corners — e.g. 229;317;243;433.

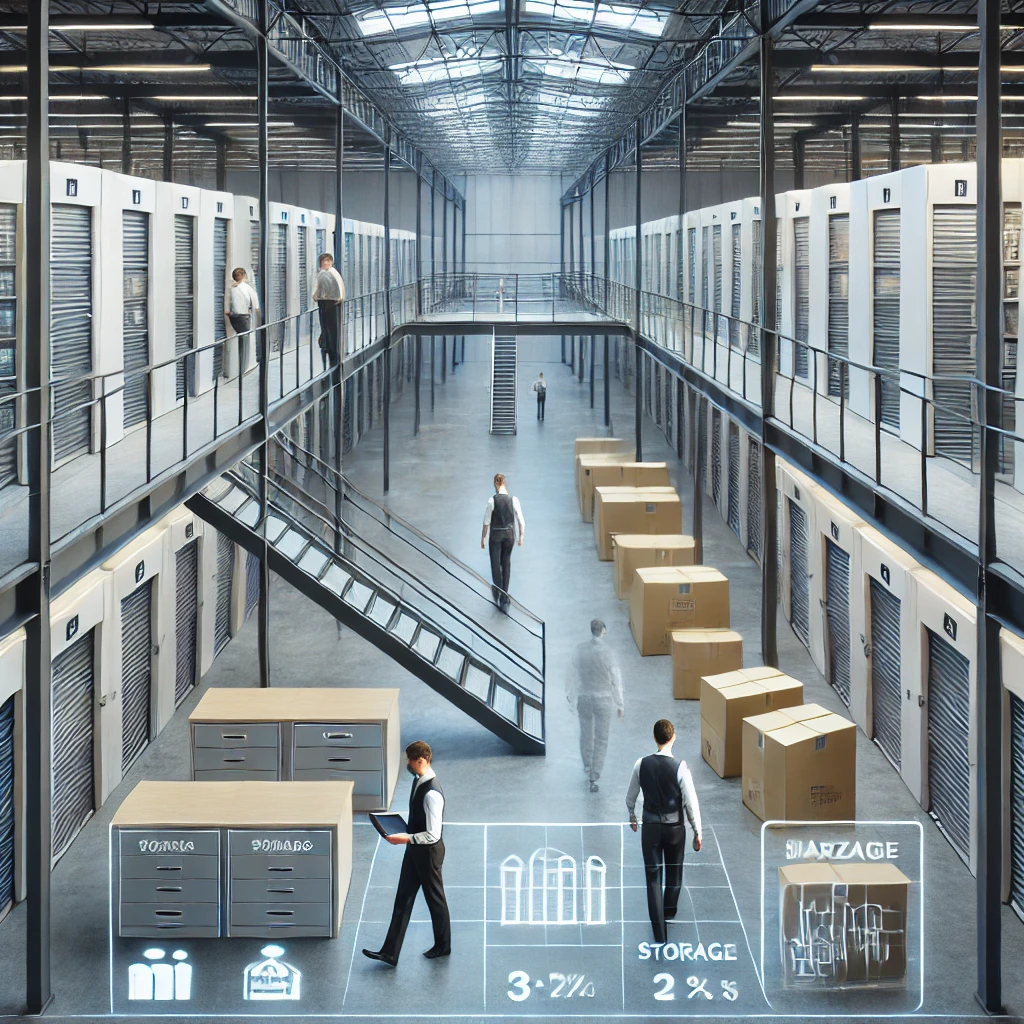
369;813;408;838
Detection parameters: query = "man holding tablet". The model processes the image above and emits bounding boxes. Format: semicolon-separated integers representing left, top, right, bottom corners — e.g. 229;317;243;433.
363;740;451;966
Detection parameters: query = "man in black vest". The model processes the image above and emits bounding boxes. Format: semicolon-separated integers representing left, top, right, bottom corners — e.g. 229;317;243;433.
481;472;526;612
363;741;451;966
624;719;703;943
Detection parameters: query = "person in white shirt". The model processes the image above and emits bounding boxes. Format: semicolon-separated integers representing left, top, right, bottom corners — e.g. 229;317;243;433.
480;472;525;612
227;267;260;343
532;372;546;420
363;741;450;966
625;719;703;943
312;253;347;369
569;619;624;792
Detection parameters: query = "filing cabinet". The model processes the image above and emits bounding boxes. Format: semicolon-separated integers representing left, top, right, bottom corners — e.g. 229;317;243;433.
111;780;353;939
189;688;401;811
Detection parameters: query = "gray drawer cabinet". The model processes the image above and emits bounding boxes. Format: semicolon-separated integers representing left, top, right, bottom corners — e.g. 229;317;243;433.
191;722;281;781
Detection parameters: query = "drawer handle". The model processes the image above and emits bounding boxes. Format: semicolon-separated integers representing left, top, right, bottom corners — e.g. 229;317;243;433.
155;866;182;872
267;887;295;894
155;923;184;929
268;866;294;873
267;910;295;917
222;734;248;740
156;886;183;893
222;757;246;763
324;732;353;740
327;757;352;763
155;910;184;917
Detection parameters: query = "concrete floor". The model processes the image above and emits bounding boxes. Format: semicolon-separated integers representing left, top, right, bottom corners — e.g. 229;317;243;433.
1;335;1023;1023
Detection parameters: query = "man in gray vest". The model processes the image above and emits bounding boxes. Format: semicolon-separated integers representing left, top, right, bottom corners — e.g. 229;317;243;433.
313;252;346;369
481;472;525;613
625;719;703;943
569;619;623;792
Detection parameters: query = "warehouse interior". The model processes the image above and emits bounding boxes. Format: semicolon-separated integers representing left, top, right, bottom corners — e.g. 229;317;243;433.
3;1;1024;1020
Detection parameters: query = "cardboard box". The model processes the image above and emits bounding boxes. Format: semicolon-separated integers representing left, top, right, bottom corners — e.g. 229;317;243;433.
670;629;743;701
629;565;729;656
699;668;803;777
578;460;671;522
576;453;633;516
778;862;909;985
612;534;696;599
742;704;856;821
573;439;633;503
593;488;680;561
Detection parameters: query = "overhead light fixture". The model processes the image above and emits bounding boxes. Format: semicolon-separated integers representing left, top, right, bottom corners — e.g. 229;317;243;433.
777;93;867;101
868;22;976;31
0;93;106;101
205;121;295;127
153;94;254;101
91;63;211;73
811;63;942;73
54;20;155;31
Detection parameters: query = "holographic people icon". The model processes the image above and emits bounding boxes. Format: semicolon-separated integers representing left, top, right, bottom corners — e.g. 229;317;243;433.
128;948;192;1000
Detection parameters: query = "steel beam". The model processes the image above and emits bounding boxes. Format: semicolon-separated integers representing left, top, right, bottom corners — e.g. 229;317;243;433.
383;132;392;494
604;153;611;425
634;122;643;462
121;95;131;175
850;114;862;181
889;94;901;171
162;117;173;181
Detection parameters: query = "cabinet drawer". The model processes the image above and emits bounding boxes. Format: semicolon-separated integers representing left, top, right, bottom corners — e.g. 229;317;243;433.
193;746;279;772
192;723;280;748
230;902;331;929
294;723;382;747
120;877;220;904
228;829;331;857
119;854;219;880
229;923;331;938
293;745;382;772
193;769;279;782
120;829;219;859
231;878;331;904
119;902;221;930
229;855;332;880
293;767;383;798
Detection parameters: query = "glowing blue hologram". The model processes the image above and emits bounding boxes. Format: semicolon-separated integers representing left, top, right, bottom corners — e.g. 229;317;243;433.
128;949;192;1000
585;855;607;925
501;855;524;924
244;944;302;1001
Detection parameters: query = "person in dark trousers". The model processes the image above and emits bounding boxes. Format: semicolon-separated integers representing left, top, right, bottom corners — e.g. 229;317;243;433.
625;719;703;943
363;740;451;966
227;266;260;343
481;472;525;612
313;252;346;370
532;372;547;420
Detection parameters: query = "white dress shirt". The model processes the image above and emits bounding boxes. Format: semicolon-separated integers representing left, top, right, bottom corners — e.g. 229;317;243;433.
228;281;260;317
410;766;444;846
625;749;702;837
312;266;346;302
483;493;525;532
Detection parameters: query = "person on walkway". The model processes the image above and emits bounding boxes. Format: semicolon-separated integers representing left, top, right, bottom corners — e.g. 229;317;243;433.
625;719;703;944
313;252;346;370
363;740;451;966
569;619;623;792
532;372;547;420
227;267;260;358
481;472;525;613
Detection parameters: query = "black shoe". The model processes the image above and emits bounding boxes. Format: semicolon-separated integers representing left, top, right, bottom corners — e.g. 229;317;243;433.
424;947;451;959
362;949;398;967
665;907;678;920
589;780;599;792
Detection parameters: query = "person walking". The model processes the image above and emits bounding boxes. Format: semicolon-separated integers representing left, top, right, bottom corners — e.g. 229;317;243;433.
532;372;547;420
227;267;260;353
363;741;451;966
625;719;703;944
481;472;525;613
569;619;623;792
313;252;346;370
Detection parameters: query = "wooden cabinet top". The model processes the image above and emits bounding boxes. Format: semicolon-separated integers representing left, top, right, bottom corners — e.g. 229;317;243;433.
111;781;354;829
188;687;400;724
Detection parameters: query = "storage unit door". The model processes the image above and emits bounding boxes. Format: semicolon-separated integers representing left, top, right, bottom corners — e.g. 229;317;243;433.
0;694;13;917
297;225;308;316
51;204;93;462
828;214;850;397
932;205;978;464
343;376;354;453
727;422;740;535
824;539;852;706
122;210;150;428
245;550;259;619
775;233;783;334
750;224;762;356
1010;691;1024;922
174;214;195;400
174;540;199;706
316;228;326;264
270;224;287;351
788;498;810;646
869;577;902;768
214;532;235;653
927;628;971;862
747;437;762;559
249;220;260;301
793;218;809;376
0;204;18;488
711;408;722;508
51;630;94;863
872;210;901;429
120;579;153;774
730;224;741;347
702;227;709;313
687;228;696;304
212;218;228;379
713;224;723;340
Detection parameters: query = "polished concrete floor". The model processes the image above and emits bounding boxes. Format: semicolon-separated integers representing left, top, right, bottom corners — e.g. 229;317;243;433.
1;336;1023;1022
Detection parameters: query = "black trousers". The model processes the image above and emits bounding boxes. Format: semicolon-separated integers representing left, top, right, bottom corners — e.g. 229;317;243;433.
228;313;251;337
318;299;341;365
381;840;450;959
641;822;685;943
489;530;514;606
536;392;545;419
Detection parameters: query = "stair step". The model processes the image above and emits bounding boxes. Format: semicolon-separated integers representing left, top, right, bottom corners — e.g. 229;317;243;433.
436;644;466;681
265;514;289;544
368;595;397;629
320;563;351;595
522;703;543;739
344;579;375;612
390;611;419;645
464;664;491;702
491;684;518;723
238;499;262;528
413;627;441;662
219;486;249;514
298;545;330;578
276;529;308;561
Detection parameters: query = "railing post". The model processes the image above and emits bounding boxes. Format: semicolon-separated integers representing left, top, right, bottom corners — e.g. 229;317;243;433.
840;360;846;463
874;372;883;486
920;383;928;518
257;0;271;689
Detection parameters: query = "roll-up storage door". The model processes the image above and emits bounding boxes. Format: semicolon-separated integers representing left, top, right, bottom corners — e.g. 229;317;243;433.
343;376;354;453
213;218;227;379
0;205;17;488
0;694;13;918
249;220;260;300
775;232;783;335
297;225;308;314
828;214;850;397
788;498;810;646
214;533;235;654
122;211;149;428
824;539;852;706
120;580;153;774
713;224;723;342
793;218;810;377
687;228;696;305
174;541;199;706
245;550;259;619
316;227;326;264
51;630;94;863
750;224;762;356
270;223;287;352
873;210;901;429
727;422;740;535
1001;205;1020;478
174;214;194;400
1010;692;1024;922
932;205;978;464
51;204;93;462
747;438;762;559
869;577;902;768
711;408;722;508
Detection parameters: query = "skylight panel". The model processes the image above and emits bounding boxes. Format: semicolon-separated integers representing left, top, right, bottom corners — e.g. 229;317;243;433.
358;0;500;35
533;57;631;83
594;3;666;36
523;0;594;23
391;56;502;83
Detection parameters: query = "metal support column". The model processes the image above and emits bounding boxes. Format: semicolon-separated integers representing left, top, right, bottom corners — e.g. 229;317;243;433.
578;198;585;383
561;203;566;364
441;191;447;383
792;135;805;191
850;114;862;182
25;3;53;1011
460;196;466;363
215;136;227;193
693;394;704;565
162;117;173;181
121;95;131;175
415;160;422;437
634;122;643;462
888;93;900;172
382;132;392;494
603;154;611;427
759;32;779;669
975;0;1005;1010
333;80;344;549
589;336;595;407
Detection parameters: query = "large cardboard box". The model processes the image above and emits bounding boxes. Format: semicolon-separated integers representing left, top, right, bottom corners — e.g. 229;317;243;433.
742;704;857;821
573;438;633;503
593;488;680;561
629;565;729;656
670;629;743;700
576;453;633;516
699;668;804;777
579;460;671;522
612;534;696;599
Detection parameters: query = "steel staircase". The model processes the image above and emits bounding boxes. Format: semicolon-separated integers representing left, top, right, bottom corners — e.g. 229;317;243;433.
490;333;517;435
187;439;545;753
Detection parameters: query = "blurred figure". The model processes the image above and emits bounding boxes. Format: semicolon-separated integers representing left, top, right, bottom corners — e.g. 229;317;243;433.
313;252;346;369
532;372;547;421
228;267;260;346
569;619;623;792
480;472;525;613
